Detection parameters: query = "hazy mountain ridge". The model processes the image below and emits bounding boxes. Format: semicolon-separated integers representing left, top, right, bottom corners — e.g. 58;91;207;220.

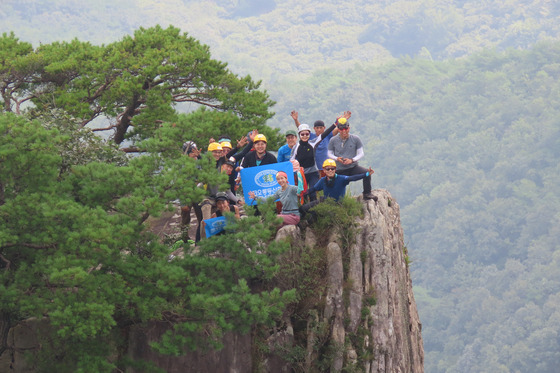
2;0;560;81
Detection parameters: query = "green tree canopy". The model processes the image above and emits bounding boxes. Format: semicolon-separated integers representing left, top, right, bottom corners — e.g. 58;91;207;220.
0;109;294;371
0;26;282;148
0;27;292;370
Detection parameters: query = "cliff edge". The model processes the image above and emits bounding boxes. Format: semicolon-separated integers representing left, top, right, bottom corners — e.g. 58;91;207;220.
127;189;423;372
2;190;423;372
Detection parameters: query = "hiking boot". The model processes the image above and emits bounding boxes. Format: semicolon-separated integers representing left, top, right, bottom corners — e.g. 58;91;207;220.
363;192;378;202
297;220;308;230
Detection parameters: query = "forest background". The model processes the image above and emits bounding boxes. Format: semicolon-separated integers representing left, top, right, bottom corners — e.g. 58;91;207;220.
2;0;560;372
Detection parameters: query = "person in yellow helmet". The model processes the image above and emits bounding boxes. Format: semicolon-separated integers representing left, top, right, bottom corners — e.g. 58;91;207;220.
240;133;277;168
299;159;375;222
212;131;258;200
290;110;350;172
208;142;223;161
327;117;377;200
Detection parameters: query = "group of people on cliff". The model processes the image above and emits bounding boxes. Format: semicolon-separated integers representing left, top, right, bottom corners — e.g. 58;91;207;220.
182;111;377;241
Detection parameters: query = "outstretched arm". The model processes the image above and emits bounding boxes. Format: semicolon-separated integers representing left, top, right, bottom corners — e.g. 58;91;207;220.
346;167;374;183
236;136;248;149
290;110;302;128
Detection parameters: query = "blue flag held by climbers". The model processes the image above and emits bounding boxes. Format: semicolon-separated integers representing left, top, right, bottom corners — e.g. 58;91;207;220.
240;162;295;205
204;216;227;237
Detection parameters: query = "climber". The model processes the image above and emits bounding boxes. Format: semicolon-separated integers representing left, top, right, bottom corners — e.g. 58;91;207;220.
182;140;200;159
200;192;241;238
327;117;377;201
180;141;203;242
248;171;300;227
220;158;243;205
277;129;298;163
218;131;258;198
290;110;350;174
289;118;337;202
240;133;277;168
208;141;224;164
212;192;241;220
299;159;374;222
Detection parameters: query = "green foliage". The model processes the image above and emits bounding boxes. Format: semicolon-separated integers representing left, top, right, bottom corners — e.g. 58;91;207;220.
310;197;364;250
0;57;290;370
0;25;276;148
3;6;560;370
403;245;411;267
274;235;329;320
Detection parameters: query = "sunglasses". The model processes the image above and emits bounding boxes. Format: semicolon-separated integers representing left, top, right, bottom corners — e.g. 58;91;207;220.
300;132;310;136
324;167;336;171
337;126;350;131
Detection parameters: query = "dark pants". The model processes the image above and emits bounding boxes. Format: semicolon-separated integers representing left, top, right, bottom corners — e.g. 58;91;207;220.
305;171;320;202
181;203;203;242
336;165;371;194
299;199;321;219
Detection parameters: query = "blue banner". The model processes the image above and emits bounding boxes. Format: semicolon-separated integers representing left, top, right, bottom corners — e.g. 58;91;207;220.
204;216;227;237
240;162;295;205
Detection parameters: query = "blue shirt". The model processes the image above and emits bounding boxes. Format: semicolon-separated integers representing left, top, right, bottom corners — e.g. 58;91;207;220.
277;144;293;163
311;132;334;170
308;173;370;201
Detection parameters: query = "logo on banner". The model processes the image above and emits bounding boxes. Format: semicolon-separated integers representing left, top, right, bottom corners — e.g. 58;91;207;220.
255;169;278;188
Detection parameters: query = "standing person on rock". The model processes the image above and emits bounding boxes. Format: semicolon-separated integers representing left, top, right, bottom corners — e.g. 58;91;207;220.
180;141;203;242
289;119;336;202
277;129;298;163
327;117;377;201
290;110;350;174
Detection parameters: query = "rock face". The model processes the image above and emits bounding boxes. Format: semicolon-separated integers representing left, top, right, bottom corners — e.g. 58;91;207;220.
1;189;423;372
126;189;424;372
341;189;423;373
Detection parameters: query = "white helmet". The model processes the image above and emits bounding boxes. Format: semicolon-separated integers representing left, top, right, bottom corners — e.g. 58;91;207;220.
298;123;311;134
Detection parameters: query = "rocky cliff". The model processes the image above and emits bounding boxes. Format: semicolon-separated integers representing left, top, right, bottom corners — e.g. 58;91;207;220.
127;189;423;372
1;189;423;372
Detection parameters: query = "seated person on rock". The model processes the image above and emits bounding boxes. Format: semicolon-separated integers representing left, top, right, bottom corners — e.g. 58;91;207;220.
248;171;300;227
212;192;241;220
200;192;240;238
327;117;377;201
299;159;374;222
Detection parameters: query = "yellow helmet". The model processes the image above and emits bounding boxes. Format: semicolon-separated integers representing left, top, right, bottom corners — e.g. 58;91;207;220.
323;159;337;168
254;134;267;143
221;141;232;149
208;142;222;152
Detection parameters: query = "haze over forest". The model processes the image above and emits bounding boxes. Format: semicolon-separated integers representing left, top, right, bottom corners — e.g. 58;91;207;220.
2;1;560;372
